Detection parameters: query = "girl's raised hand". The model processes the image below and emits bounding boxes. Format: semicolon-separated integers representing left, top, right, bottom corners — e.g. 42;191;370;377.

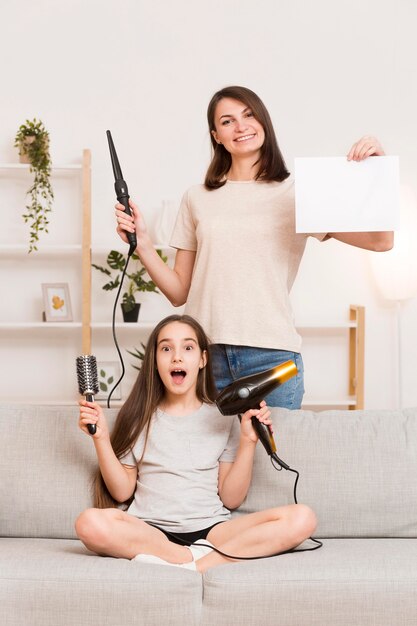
115;198;149;248
239;400;272;444
78;400;109;440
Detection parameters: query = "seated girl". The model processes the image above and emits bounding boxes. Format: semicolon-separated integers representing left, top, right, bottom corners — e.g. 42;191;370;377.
75;314;317;572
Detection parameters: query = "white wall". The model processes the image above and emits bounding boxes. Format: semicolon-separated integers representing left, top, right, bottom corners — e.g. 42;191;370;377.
1;0;417;408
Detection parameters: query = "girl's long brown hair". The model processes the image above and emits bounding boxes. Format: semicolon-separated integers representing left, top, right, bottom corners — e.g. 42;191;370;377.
93;314;218;509
204;85;290;190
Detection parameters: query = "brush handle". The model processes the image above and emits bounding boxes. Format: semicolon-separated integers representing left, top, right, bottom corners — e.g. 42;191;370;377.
85;393;97;435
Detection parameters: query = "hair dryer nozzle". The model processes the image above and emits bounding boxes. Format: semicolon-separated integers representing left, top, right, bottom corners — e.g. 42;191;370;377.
215;359;298;416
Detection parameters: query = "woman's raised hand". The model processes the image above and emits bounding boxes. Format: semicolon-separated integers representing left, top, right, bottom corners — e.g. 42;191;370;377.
115;198;150;249
78;400;109;440
347;136;385;161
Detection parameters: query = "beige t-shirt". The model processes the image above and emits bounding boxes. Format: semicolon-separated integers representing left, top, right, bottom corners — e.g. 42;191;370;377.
170;177;326;352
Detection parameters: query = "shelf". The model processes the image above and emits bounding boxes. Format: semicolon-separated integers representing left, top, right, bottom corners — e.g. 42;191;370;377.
0;399;79;406
92;322;156;330
296;322;356;330
0;244;82;257
0;163;82;172
0;322;82;329
94;321;355;331
0;399;120;407
0;397;357;408
92;245;173;255
302;397;357;407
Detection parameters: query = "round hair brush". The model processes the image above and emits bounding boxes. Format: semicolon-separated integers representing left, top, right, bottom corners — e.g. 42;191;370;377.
76;355;99;435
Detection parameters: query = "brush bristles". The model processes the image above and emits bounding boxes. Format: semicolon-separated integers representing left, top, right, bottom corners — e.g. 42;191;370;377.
76;355;99;396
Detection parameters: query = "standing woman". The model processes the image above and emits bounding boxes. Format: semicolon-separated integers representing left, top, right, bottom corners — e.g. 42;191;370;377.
115;86;393;408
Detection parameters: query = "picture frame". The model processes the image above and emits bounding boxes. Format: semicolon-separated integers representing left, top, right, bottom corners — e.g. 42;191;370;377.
42;283;73;322
96;361;122;401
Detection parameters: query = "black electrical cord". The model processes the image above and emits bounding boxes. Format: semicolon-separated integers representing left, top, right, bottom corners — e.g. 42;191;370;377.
107;250;134;408
270;458;323;553
165;455;323;561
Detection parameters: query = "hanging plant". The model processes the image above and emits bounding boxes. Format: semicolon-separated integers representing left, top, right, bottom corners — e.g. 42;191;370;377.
14;118;54;252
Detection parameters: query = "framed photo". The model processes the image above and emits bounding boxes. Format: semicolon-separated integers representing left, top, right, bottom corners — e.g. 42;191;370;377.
42;283;73;322
96;361;122;401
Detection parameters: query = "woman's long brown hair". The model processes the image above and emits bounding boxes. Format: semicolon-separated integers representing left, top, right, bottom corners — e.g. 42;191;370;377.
204;85;290;190
93;314;218;509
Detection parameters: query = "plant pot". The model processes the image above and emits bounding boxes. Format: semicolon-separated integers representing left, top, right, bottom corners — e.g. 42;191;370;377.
18;136;36;164
121;302;141;323
18;135;50;164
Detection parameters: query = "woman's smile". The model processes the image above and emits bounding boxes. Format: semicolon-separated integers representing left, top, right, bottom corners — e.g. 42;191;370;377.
234;133;256;143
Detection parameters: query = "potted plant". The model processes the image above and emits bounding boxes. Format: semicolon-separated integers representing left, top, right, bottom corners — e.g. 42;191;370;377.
14;118;54;253
126;342;147;370
92;249;167;322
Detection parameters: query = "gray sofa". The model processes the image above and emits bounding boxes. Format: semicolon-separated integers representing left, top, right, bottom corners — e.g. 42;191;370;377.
1;403;417;626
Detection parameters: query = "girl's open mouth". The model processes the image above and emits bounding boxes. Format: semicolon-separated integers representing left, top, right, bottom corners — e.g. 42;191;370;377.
171;370;187;384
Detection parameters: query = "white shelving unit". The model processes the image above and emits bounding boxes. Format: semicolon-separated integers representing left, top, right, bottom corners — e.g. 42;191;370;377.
0;156;365;410
91;304;365;411
297;305;365;410
0;151;91;404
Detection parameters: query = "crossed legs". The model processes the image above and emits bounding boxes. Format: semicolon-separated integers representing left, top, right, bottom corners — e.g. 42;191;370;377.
200;503;317;572
75;508;193;563
75;503;317;573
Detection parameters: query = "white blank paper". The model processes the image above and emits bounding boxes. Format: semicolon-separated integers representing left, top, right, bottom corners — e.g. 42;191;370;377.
294;156;400;233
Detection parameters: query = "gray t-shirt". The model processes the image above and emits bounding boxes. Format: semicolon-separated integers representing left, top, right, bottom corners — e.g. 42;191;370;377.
119;404;240;533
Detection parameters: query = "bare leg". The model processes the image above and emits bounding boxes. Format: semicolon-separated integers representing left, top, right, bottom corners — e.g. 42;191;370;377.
75;508;192;563
197;504;317;573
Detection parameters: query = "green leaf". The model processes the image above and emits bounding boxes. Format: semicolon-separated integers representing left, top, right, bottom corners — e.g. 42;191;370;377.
122;293;136;311
103;278;120;291
91;264;111;276
107;250;126;271
92;246;167;300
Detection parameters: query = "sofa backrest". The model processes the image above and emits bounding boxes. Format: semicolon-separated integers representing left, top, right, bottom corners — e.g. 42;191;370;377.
0;404;118;539
1;404;416;539
238;407;417;538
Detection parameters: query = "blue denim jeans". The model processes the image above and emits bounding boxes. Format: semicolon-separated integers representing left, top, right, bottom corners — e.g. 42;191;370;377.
210;344;305;410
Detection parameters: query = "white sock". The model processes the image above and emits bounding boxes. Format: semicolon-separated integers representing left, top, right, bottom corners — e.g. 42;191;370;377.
132;553;197;570
188;540;214;561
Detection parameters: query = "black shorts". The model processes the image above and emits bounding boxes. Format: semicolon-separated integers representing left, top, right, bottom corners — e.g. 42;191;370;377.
147;521;224;546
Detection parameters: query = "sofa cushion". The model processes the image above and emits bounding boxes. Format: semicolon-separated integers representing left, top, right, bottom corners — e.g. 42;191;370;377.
200;538;417;626
236;407;417;538
0;537;202;626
